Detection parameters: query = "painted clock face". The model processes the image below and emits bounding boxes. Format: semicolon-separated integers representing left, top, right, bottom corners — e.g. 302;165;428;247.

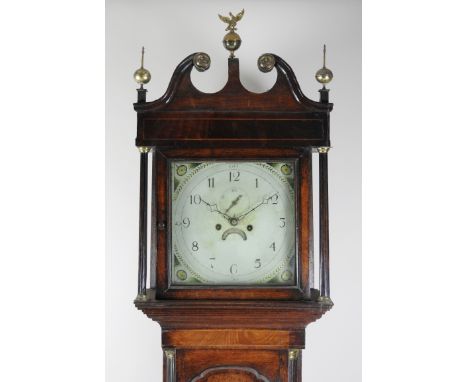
170;161;296;285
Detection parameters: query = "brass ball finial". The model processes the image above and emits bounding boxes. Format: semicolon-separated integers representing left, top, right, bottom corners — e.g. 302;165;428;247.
218;9;244;58
315;44;333;88
133;47;151;85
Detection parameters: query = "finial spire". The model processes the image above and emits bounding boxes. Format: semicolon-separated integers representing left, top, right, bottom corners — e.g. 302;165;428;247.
219;9;245;58
141;46;145;68
323;44;327;67
315;44;333;89
133;46;151;87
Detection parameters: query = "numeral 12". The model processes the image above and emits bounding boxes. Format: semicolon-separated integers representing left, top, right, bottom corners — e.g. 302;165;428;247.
229;171;240;182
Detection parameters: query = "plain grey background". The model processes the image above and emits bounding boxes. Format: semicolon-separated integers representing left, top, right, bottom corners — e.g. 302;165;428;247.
106;0;361;381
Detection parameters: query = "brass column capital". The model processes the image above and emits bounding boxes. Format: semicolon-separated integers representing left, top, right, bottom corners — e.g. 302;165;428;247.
288;349;300;360
317;296;334;305
135;293;148;302
137;146;152;154
318;146;331;154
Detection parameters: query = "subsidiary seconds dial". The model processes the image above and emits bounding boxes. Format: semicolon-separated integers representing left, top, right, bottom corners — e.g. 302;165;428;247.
171;161;296;285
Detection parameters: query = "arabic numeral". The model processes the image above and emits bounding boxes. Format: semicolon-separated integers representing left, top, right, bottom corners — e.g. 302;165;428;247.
279;218;286;228
265;193;279;205
209;257;215;269
255;178;259;188
176;217;190;228
175;217;190;228
229;171;240;182
254;259;261;269
269;242;276;252
208;177;215;188
192;241;199;251
230;264;238;274
190;194;202;204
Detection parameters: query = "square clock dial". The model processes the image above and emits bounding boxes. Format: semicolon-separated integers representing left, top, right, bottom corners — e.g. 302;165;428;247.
170;161;296;286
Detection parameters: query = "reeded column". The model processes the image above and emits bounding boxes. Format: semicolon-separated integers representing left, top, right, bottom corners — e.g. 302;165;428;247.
136;146;151;301
318;147;332;304
288;349;301;382
164;349;176;382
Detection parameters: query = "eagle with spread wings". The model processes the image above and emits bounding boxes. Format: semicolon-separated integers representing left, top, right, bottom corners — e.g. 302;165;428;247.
218;9;245;32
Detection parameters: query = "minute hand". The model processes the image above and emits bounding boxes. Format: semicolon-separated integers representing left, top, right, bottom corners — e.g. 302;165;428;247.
237;193;278;221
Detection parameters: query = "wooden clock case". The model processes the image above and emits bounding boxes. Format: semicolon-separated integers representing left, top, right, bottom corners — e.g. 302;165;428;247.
133;53;333;381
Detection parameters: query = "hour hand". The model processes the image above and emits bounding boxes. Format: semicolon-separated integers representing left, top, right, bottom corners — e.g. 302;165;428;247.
225;194;243;214
199;197;231;221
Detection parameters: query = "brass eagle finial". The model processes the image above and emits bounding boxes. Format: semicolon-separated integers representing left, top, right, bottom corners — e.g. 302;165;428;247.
218;9;245;58
218;9;244;32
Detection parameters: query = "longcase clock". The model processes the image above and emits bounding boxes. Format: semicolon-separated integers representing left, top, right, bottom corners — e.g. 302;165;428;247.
132;11;334;382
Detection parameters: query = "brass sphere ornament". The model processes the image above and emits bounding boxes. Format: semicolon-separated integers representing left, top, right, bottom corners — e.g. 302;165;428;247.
315;44;334;87
134;67;151;85
218;9;244;58
315;67;333;84
223;32;242;58
133;47;151;85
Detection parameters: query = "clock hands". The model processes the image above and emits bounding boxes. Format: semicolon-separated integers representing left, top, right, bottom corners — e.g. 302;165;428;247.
225;194;243;214
237;192;279;221
199;192;278;226
199;197;232;221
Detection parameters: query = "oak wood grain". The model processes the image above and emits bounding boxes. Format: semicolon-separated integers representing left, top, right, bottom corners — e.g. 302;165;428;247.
176;349;287;382
153;147;316;301
162;329;304;349
135;294;331;330
134;55;332;148
133;52;333;382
